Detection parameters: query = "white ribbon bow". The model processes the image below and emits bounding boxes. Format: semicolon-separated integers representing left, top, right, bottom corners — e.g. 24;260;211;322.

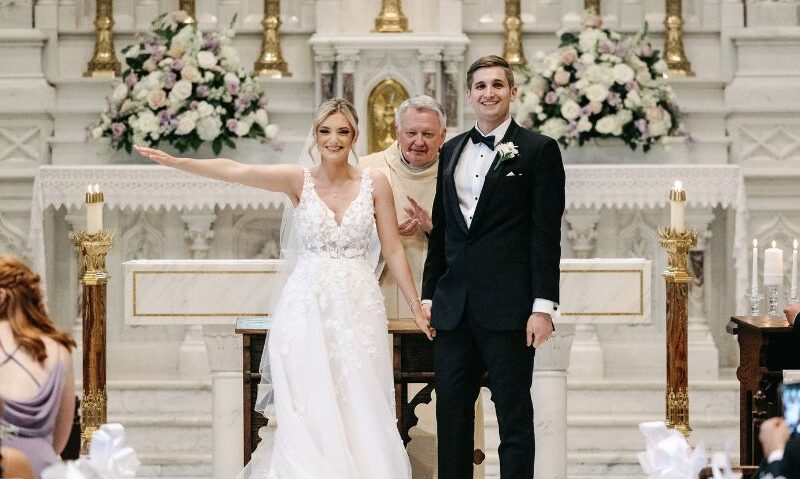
42;423;140;479
637;421;707;479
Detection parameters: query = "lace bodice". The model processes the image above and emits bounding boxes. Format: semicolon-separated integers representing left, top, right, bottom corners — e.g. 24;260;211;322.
294;168;375;260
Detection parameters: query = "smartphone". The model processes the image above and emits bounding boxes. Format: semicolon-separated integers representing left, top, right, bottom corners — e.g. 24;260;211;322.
783;381;800;437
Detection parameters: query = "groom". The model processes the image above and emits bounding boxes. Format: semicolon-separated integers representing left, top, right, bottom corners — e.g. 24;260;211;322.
420;55;565;478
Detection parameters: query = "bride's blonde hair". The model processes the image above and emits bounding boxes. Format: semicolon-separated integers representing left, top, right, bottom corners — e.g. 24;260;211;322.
309;98;359;159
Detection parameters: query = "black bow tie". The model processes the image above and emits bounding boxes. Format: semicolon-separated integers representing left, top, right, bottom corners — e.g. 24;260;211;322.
469;128;496;150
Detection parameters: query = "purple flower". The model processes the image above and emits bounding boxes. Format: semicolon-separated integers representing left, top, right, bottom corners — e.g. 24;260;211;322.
172;59;185;71
111;122;126;140
157;110;172;126
635;118;648;135
600;43;612;54
151;49;165;62
565;121;579;138
580;105;592;117
258;95;269;109
226;119;238;133
625;81;638;92
202;33;219;51
607;93;621;107
190;101;199;110
164;71;177;89
545;91;558;104
227;82;240;96
125;73;138;87
196;85;210;98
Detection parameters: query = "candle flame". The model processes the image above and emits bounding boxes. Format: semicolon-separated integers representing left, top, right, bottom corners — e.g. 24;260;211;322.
795;239;798;250
773;240;777;248
673;180;682;191
87;184;92;193
754;239;758;247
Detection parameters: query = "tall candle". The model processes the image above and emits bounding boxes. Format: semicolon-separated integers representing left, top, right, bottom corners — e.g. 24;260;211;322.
85;184;104;234
752;239;759;296
792;239;798;298
670;180;686;233
764;240;784;286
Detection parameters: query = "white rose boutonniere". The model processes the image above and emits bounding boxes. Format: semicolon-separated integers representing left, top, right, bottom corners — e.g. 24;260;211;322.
493;142;519;171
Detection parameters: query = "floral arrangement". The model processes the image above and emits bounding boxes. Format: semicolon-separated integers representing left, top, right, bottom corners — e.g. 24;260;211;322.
515;15;684;152
89;11;279;155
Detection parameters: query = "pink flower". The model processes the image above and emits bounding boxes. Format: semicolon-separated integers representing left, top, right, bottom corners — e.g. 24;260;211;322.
561;50;577;66
646;107;664;122
147;89;167;109
589;101;603;114
554;70;571;86
584;14;603;29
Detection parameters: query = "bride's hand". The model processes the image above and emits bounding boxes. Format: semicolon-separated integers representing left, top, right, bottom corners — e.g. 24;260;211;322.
134;145;181;168
413;309;436;341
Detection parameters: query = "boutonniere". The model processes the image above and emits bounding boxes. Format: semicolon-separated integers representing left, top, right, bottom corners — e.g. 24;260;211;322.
493;142;519;171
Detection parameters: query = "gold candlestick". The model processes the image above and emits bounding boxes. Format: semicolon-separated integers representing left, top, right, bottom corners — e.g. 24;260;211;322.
73;230;115;453
659;226;697;438
83;0;120;78
178;0;197;24
374;0;409;33
663;0;694;76
253;0;292;78
585;0;601;14
503;0;526;68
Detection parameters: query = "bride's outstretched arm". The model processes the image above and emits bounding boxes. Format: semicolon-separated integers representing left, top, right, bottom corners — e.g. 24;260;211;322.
134;145;303;200
371;170;435;340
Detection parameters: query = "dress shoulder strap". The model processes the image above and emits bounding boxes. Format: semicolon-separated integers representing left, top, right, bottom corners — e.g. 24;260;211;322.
0;340;42;388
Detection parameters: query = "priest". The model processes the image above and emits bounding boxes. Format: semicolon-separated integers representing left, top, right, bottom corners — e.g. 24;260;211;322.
360;95;447;318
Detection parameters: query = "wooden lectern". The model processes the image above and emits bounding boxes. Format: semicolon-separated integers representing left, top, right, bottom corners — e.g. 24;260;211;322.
729;315;800;467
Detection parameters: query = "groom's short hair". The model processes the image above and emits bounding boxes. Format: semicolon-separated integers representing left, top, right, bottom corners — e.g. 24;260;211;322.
466;55;515;90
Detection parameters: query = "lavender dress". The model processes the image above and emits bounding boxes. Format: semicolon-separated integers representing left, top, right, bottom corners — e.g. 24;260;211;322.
1;343;66;477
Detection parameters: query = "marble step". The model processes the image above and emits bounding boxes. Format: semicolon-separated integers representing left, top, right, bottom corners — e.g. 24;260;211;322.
567;413;739;452
567;379;739;416
107;415;213;455
566;450;741;479
135;452;213;479
107;379;212;416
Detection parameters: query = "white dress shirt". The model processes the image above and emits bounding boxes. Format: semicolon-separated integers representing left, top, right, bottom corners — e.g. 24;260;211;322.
424;117;557;317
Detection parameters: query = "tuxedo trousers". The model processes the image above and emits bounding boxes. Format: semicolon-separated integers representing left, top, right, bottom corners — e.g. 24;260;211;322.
434;305;535;479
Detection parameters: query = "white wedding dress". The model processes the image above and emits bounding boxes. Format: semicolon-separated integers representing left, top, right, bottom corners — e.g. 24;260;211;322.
247;167;412;479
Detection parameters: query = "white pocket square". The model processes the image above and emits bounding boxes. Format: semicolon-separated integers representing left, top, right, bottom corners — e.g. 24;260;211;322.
506;171;519;176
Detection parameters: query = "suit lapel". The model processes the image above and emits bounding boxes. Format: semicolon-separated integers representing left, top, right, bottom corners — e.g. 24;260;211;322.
445;133;470;234
469;120;521;231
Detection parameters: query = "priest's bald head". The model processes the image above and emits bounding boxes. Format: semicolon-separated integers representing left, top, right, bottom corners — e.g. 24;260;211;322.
394;95;447;168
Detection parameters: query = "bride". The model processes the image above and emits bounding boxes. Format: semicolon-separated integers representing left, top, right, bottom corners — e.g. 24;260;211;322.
134;98;433;478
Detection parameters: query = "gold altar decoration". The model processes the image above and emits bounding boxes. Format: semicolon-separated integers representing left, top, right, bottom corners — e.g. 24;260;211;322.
374;0;409;33
503;0;526;68
659;224;697;438
178;0;197;24
585;0;601;14
663;0;694;76
254;0;292;78
368;79;409;154
83;0;120;78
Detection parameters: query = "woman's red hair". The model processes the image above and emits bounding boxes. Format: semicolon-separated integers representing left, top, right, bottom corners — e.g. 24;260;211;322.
0;255;75;362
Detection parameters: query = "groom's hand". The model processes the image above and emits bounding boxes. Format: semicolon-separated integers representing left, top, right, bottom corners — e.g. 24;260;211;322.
527;312;553;348
415;302;435;341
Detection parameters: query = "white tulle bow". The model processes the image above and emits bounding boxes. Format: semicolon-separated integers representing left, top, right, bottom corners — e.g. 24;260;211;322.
637;421;708;479
42;423;140;479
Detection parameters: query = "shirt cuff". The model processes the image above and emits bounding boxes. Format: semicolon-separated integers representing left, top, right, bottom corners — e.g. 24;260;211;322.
532;298;558;316
421;300;433;306
768;449;785;463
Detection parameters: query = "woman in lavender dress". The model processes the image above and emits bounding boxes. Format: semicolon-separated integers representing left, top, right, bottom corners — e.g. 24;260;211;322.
0;256;76;477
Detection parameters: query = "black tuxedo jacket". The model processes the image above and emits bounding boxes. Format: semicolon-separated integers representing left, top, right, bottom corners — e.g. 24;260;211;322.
421;119;565;331
758;436;800;478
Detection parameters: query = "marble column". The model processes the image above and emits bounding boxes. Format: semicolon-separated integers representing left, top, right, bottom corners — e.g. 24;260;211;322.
337;50;359;105
685;208;719;380
565;208;604;379
314;46;336;104
202;325;243;479
64;209;84;382
134;0;158;31
179;208;216;376
418;49;441;99
442;51;463;128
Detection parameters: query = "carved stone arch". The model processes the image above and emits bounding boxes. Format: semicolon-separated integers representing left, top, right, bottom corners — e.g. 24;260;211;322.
0;212;29;260
232;207;283;259
617;209;659;259
121;212;165;260
367;78;410;154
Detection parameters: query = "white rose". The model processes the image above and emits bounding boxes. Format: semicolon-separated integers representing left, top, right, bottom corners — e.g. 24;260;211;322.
91;126;104;139
636;69;653;85
235;119;252;137
584;64;615;86
612;63;635;84
147;89;167;110
652;60;668;75
254;109;269;129
224;72;240;87
196;115;222;141
595;116;617;134
111;84;129;104
585;83;609;103
578;29;608;53
133;110;159;134
197;101;215;118
158;58;174;69
197;51;218;69
579;53;595;65
623;90;642;109
220;46;240;70
577;116;593;132
560;100;581;120
124;44;141;59
203;71;214;83
169;80;193;103
175;111;198;135
540;118;567;139
264;124;280;139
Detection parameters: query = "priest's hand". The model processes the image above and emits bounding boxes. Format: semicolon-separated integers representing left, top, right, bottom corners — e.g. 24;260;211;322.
398;216;421;237
134;145;181;168
785;302;800;325
405;196;432;234
527;312;553;348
